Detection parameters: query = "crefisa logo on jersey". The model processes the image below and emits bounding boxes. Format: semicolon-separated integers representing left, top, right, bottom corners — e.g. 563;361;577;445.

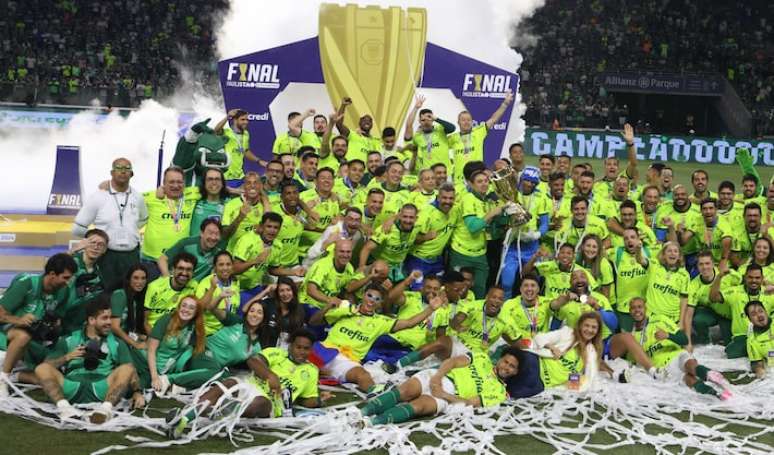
225;63;280;89
462;73;511;98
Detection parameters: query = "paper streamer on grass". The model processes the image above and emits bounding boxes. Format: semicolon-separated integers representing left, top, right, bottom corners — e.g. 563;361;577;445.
1;346;772;454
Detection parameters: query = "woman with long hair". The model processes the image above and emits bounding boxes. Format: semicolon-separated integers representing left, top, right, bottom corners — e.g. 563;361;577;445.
501;311;605;398
737;237;774;284
190;168;231;236
645;241;692;348
196;251;241;335
246;277;305;348
576;234;614;299
110;264;149;350
143;296;207;394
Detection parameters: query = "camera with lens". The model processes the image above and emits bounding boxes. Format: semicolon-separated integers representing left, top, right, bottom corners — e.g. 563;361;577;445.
74;272;104;298
83;338;108;370
26;310;62;343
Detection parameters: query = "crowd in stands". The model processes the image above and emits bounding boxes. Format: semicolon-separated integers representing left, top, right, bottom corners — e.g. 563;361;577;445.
0;0;225;106
519;0;774;136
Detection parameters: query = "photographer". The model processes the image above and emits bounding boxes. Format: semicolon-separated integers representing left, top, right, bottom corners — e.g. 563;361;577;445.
61;229;109;334
0;253;77;398
34;295;142;423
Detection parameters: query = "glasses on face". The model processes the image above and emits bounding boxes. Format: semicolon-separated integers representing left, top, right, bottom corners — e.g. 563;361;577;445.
365;292;383;303
113;165;132;171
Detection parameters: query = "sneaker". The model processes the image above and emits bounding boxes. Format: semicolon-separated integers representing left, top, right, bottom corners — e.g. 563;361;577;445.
381;362;398;375
165;410;189;439
89;409;111;424
707;371;732;396
365;383;386;399
649;367;667;381
615;368;632;384
59;405;82;421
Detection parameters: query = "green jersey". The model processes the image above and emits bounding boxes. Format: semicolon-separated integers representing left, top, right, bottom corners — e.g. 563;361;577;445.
412;123;451;171
609;246;652;313
222;126;250;181
346;130;382;165
47;329;130;382
144;277;198;328
229;233;283;290
452;191;493;257
378;183;411;225
608;220;658;250
299;189;342;252
720;285;774;337
299;255;354;309
448;124;487;185
0;273;69;330
272;130;319;156
535;261;596;301
200;314;261;368
142;187;201;260
407;190;438;211
274;205;306;266
110;289;134;334
195;275;241;335
163;236;223;282
411;203;458;260
389;291;439;350
688;216;733;263
731;229;766;264
322;304;396;362
645;262;689;322
631;315;685;368
150;313;197;374
222;196;266;250
688;271;735;319
190;199;227;236
555;215;609;247
655;204;701;254
452;300;520;353
332;178;368;208
501;296;552;339
514;190;551;236
539;345;584;389
446;352;507;407
249;347;319;416
60;253;104;334
370;222;419;266
556;291;614;339
746;323;774;368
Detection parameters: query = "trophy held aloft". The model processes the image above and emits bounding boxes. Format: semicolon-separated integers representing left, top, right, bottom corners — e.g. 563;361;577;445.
490;165;531;227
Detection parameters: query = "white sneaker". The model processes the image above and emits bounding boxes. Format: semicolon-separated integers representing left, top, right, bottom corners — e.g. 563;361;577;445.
0;374;9;399
58;403;82;421
89;402;113;424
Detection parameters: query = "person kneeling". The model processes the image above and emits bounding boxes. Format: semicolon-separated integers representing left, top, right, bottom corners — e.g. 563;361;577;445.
359;348;520;425
35;294;143;423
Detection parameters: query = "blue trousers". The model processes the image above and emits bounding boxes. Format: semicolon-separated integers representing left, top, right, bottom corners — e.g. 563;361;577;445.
500;240;539;299
403;255;445;290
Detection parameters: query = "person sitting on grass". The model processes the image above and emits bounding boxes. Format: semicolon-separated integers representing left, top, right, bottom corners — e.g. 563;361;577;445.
359;347;521;425
34;295;144;423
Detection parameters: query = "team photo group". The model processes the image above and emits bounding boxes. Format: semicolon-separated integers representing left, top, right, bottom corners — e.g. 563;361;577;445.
1;89;773;446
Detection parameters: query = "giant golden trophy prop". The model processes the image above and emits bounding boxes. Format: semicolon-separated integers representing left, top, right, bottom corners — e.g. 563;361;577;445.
490;166;532;227
318;3;427;134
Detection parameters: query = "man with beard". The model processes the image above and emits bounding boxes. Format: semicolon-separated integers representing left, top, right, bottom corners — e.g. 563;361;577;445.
279;153;297;181
221;172;272;250
607;200;658;249
537;155;554;194
550;270;617;339
554;196;610;250
655;185;701;272
744;301;774;378
309;285;444;394
574;170;615;220
543;172;570;253
299;167;342;253
333;159;368;208
354;188;385;238
359;204;419;282
262;159;286;207
716;181;744;231
450;287;521;354
404;95;456;172
293;149;319;192
689;251;733;346
502;275;553;345
305;207;364;267
272;110;321;157
739;175;765;205
158;219;225;282
214;109;262;187
231;212;286;301
689;170;715;207
299;239;356;319
405;184;458;289
318;112;347;173
710;263;774;358
637;185;662;233
270;182;308;277
374;160;411;225
608;227;652;332
524;243;596;301
335;97;383;165
143;252;198;328
680;198;733;267
730;203;766;267
141;167;201;280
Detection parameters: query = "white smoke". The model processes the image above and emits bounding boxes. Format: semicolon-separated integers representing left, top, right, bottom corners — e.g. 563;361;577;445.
0;0;545;212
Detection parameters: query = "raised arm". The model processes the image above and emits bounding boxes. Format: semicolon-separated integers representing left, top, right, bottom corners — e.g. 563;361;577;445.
620;123;639;181
403;94;425;141
392;294;445;332
485;90;514;129
335;98;352;137
214;109;240;135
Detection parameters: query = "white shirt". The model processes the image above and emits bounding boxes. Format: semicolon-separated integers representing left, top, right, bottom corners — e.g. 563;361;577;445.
72;183;148;251
302;221;363;268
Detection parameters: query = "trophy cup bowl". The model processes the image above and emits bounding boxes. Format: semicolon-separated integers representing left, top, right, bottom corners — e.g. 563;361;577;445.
490;166;532;227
